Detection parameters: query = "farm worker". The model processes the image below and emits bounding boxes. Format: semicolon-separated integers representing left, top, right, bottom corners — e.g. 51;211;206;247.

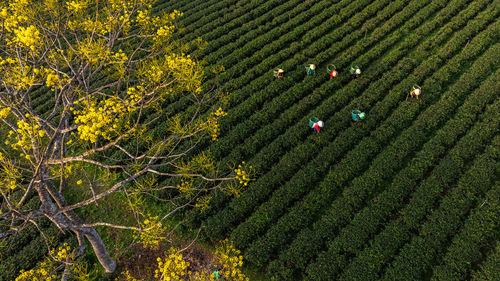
214;270;222;280
408;85;422;99
350;65;361;78
351;110;366;122
273;68;284;78
309;117;324;133
327;64;338;79
305;64;316;75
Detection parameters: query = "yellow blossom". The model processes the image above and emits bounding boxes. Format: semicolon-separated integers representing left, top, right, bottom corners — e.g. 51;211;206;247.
136;215;166;249
72;96;134;143
154;248;189;280
0;106;10;118
13;25;41;51
66;0;87;13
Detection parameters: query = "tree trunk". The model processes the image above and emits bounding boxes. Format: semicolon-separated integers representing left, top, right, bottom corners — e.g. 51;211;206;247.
35;181;117;273
79;227;117;273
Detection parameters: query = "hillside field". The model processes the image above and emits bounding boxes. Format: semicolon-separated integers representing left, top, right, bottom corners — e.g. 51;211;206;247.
175;0;500;280
1;0;499;280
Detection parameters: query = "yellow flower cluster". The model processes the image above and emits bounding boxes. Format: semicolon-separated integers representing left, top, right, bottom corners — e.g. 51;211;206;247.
103;0;132;32
0;177;16;194
0;105;10;118
73;96;133;143
32;66;68;90
215;239;249;281
154;248;191;281
109;0;132;10
214;107;227;117
118;269;139;281
135;10;150;26
164;53;202;93
13;25;41;51
0;63;36;90
234;161;253;186
80;18;107;34
77;38;109;64
7;115;45;156
0;7;7;18
144;64;164;84
0;152;21;193
136;215;166;249
0;0;30;32
0;10;18;33
0;56;16;65
16;261;56;281
168;10;183;20
50;243;73;262
117;11;131;32
164;53;195;70
194;195;212;212
177;178;194;195
199;107;227;141
126;86;144;107
67;0;162;34
66;0;87;13
45;70;66;90
112;49;128;64
155;25;174;38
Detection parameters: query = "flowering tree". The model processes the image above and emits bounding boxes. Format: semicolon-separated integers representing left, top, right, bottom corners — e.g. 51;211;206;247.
0;0;249;277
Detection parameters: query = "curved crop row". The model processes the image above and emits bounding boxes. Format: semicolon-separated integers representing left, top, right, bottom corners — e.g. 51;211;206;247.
160;0;243;35
188;0;418;227
152;0;212;15
334;97;500;281
173;2;418;199
155;0;362;141
382;133;500;281
160;0;412;142
243;1;496;269
198;0;309;63
201;0;444;232
145;0;322;134
267;0;495;275
202;0;430;178
201;0;436;238
203;0;348;82
202;0;468;242
430;166;500;281
290;56;498;280
185;0;302;44
210;0;409;161
232;0;473;254
331;44;500;281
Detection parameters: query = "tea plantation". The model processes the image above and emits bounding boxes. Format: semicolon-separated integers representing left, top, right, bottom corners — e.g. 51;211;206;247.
1;0;498;280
